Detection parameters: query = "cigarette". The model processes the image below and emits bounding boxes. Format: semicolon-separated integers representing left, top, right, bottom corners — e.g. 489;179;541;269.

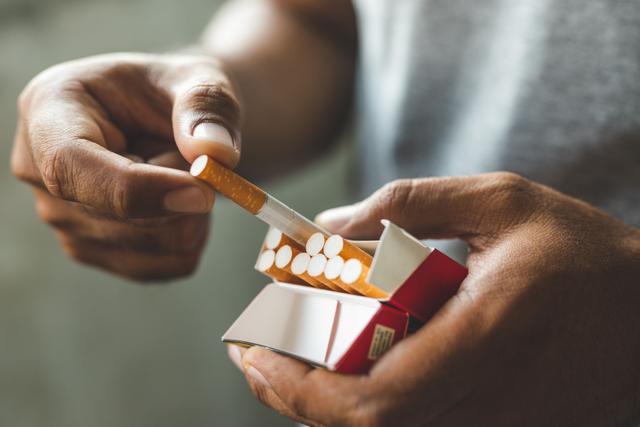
191;155;327;246
275;245;328;290
305;232;326;256
291;252;316;280
323;235;373;267
324;256;345;281
264;227;304;252
340;259;388;298
256;249;304;285
307;254;352;293
323;256;362;295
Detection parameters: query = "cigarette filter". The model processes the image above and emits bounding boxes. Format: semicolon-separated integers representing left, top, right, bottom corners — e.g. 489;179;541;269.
307;254;354;293
340;259;388;298
323;235;373;267
191;155;327;246
323;255;361;295
305;232;325;256
324;256;345;282
256;250;303;285
275;245;328;290
264;227;304;252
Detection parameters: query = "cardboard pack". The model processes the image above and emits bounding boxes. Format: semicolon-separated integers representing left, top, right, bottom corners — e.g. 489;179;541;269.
223;220;468;374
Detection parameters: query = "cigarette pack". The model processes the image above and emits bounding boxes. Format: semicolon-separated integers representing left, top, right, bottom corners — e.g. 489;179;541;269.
222;221;468;374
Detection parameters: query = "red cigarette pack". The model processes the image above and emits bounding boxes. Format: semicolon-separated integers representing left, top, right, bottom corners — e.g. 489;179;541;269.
223;221;468;374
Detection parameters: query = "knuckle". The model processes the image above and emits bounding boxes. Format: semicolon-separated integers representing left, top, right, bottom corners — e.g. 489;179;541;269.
124;271;158;283
375;179;415;219
59;237;89;265
172;217;209;253
39;145;67;198
10;150;30;183
184;83;241;128
20;66;82;114
491;171;528;190
347;404;387;427
110;169;137;218
115;257;198;283
117;264;157;283
17;71;52;116
120;217;209;256
68;248;89;265
288;388;311;419
131;254;201;283
35;200;68;229
487;172;534;213
188;82;238;109
176;253;201;277
251;383;273;408
332;381;389;427
17;87;32;117
279;380;319;420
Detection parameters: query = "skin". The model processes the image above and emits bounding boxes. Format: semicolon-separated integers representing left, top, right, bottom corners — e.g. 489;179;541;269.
11;0;356;280
11;0;640;424
231;174;640;426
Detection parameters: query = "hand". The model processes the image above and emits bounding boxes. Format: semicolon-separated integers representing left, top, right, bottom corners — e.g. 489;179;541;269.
230;173;640;426
11;53;242;281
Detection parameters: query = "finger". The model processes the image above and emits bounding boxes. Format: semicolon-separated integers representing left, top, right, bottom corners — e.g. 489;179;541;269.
227;345;245;371
244;371;311;426
124;136;190;169
14;84;215;218
51;145;214;218
242;299;491;425
229;346;307;423
57;232;204;282
11;121;39;185
242;347;367;426
127;136;176;161
147;149;190;170
165;58;241;167
35;188;210;254
362;288;494;424
315;173;538;242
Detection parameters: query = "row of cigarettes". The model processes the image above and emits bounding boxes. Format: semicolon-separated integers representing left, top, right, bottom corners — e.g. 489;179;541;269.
188;156;387;298
257;228;388;298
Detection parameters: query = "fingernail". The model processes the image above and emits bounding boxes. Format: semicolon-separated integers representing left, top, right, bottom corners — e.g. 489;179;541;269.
164;186;209;213
192;122;235;149
227;345;243;370
315;205;357;232
246;365;270;389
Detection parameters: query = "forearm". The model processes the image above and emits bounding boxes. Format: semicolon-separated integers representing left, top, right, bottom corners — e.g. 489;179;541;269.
199;0;357;179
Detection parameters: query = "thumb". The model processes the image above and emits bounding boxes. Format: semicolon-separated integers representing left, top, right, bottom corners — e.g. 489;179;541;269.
315;173;537;242
169;61;242;168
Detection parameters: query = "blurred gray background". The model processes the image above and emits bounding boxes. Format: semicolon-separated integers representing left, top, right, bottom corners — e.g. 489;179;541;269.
0;0;350;425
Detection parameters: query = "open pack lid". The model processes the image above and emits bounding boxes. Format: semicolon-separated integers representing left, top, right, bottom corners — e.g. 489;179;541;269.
222;283;405;370
365;221;468;322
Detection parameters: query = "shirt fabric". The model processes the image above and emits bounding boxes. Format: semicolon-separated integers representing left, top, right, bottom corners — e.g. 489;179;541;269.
351;0;640;232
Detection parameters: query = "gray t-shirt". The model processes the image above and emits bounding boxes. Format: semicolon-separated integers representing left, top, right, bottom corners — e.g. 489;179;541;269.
352;0;640;228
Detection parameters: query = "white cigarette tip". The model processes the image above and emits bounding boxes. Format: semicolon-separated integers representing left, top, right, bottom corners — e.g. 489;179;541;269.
307;254;328;277
257;250;276;272
190;155;209;176
324;256;344;280
306;232;326;256
291;252;311;275
340;258;362;284
275;245;293;269
265;227;283;249
323;234;344;258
